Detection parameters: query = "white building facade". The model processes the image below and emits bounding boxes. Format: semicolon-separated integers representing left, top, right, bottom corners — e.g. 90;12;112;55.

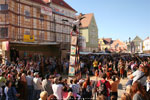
143;37;150;53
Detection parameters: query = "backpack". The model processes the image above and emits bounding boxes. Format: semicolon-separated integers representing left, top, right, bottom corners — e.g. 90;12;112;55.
97;80;107;96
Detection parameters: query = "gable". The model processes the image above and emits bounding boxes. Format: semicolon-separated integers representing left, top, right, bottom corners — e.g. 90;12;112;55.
89;15;98;30
80;13;93;28
133;36;142;42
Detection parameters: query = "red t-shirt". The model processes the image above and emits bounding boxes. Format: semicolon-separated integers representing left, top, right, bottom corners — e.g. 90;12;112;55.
97;79;111;96
98;65;102;69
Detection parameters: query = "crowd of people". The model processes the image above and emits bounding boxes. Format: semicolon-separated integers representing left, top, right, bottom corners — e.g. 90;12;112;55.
0;54;149;100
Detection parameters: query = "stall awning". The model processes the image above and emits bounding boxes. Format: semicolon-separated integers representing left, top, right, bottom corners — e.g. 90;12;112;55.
10;41;60;45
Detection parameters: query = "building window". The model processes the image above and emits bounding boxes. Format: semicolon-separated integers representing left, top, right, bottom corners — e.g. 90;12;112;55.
40;15;44;21
24;31;30;35
0;4;8;10
25;10;30;18
0;28;8;38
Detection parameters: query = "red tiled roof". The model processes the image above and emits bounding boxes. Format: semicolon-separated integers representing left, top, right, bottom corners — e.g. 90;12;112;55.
31;0;47;5
103;38;112;44
79;13;93;28
44;0;77;12
144;36;150;41
112;39;125;46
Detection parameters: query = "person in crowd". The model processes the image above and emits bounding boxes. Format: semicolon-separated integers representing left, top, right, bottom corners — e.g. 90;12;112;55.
39;91;48;100
121;93;131;100
97;95;107;100
62;79;68;87
58;76;63;85
110;95;117;100
0;53;150;100
131;81;148;100
69;79;73;88
48;94;57;100
146;76;150;93
62;85;79;100
4;81;20;100
109;75;120;99
0;72;6;99
62;85;70;100
119;63;125;79
71;78;80;94
0;72;6;88
33;72;42;100
66;92;75;100
26;70;34;100
97;73;111;100
82;77;92;100
93;59;98;72
126;85;132;95
20;73;27;100
98;62;102;72
42;74;53;96
129;64;147;85
52;78;63;100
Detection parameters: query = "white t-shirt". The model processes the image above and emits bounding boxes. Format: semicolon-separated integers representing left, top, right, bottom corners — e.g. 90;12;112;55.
52;84;63;100
4;87;9;100
146;81;150;92
132;70;147;85
33;77;42;90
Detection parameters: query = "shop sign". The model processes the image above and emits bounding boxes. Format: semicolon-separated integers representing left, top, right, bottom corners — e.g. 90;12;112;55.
52;7;64;15
23;35;35;42
41;6;52;16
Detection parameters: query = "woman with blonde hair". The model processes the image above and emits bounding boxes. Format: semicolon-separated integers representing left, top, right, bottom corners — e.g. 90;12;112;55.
121;93;131;100
39;91;48;100
126;85;132;94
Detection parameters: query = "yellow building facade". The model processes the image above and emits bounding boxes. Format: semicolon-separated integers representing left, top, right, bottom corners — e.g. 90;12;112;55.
98;38;111;51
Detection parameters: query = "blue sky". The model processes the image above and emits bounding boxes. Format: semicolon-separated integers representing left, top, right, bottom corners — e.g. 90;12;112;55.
65;0;150;41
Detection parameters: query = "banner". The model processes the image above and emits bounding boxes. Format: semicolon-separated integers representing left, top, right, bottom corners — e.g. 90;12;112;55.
52;7;64;15
41;6;52;16
71;36;77;45
69;31;81;77
68;66;75;76
2;41;9;51
70;56;75;66
70;46;76;55
23;35;35;42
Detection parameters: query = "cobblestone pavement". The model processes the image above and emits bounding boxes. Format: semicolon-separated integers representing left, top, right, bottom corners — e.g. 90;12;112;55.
118;78;128;100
